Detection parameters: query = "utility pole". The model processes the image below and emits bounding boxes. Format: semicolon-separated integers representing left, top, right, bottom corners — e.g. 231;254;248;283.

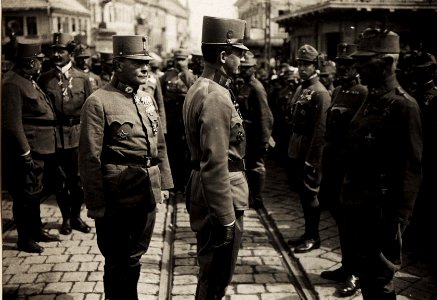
264;0;271;71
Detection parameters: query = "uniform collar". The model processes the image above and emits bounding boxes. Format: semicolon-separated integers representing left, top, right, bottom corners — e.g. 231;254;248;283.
302;73;319;88
202;63;232;89
56;61;72;74
369;74;398;96
110;77;139;94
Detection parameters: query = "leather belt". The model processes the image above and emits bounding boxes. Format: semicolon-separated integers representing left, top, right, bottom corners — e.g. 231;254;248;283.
22;118;57;126
190;159;245;172
59;118;81;126
103;153;158;168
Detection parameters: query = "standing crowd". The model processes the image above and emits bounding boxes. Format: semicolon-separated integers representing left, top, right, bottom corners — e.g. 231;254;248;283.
2;15;435;300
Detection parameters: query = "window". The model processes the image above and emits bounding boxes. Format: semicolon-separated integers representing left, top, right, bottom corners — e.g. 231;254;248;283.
62;18;69;33
57;17;62;31
5;16;24;36
72;18;76;32
26;17;37;35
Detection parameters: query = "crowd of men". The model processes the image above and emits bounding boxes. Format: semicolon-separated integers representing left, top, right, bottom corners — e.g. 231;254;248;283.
1;17;436;300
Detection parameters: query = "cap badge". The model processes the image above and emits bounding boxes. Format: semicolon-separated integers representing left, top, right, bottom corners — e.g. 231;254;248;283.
142;36;147;51
226;30;234;44
125;86;133;94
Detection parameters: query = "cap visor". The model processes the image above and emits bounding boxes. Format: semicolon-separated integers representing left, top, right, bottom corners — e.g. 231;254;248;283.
351;50;376;57
233;44;249;51
122;55;153;61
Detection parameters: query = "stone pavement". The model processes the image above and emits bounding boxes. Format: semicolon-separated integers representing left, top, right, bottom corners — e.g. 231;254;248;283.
2;157;437;299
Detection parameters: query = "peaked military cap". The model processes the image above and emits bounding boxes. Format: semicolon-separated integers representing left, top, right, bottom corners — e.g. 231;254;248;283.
240;51;257;67
335;43;357;61
411;51;437;68
201;16;249;51
17;42;45;59
112;35;152;61
191;48;203;57
52;32;73;49
319;60;336;75
353;28;400;57
174;48;189;59
74;33;88;46
100;51;114;64
297;44;319;62
73;44;91;58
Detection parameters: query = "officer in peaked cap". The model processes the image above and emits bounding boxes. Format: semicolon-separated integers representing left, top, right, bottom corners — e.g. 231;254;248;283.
287;43;331;254
319;59;336;95
233;50;273;210
99;51;114;85
318;41;367;297
72;35;101;92
79;34;173;300
189;48;204;76
38;32;93;237
183;16;249;300
341;28;423;300
2;42;61;253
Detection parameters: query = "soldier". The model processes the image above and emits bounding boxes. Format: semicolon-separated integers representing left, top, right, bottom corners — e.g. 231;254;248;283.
38;32;93;236
183;16;249;299
286;44;331;253
79;35;173;300
233;51;274;209
99;51;114;86
318;43;367;297
342;28;422;299
189;48;205;77
319;58;337;95
2;42;60;253
406;50;437;260
161;48;196;198
73;33;102;92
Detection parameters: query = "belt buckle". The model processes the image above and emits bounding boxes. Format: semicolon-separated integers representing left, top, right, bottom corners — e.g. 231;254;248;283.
145;156;151;168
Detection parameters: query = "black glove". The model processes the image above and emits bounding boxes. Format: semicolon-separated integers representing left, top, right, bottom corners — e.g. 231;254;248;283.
22;153;34;171
212;223;235;248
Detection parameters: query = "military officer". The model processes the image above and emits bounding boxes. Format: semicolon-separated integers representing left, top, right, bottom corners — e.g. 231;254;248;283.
79;35;173;300
99;51;114;86
38;32;93;235
189;48;205;76
2;42;60;253
342;28;422;300
161;47;196;198
319;59;337;95
406;50;437;260
318;43;367;297
233;51;274;209
286;44;331;253
183;16;249;299
73;33;102;92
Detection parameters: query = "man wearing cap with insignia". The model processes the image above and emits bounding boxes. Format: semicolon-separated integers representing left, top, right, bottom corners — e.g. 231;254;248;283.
340;28;423;300
286;44;331;254
232;50;273;209
403;49;437;262
99;51;114;86
2;42;61;253
79;34;173;300
318;58;337;95
38;32;93;236
161;47;196;200
189;48;205;76
318;42;367;297
183;16;249;299
73;33;102;92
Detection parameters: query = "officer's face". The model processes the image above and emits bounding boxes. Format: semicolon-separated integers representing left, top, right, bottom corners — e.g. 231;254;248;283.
175;57;188;70
336;60;357;81
75;57;89;71
297;60;317;80
223;48;244;76
52;48;71;67
355;55;386;86
116;58;149;86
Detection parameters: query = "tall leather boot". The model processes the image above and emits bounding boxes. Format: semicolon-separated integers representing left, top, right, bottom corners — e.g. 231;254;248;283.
295;204;321;253
126;265;141;300
56;188;72;235
247;170;265;209
70;187;91;233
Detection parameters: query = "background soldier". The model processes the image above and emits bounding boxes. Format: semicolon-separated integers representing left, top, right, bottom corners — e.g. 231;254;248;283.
233;51;274;209
342;28;422;300
73;33;102;92
99;51;114;86
183;16;249;299
318;43;367;297
189;48;205;77
79;35;173;300
318;59;337;95
161;48;196;198
38;32;93;236
2;42;60;253
286;44;331;253
406;50;437;260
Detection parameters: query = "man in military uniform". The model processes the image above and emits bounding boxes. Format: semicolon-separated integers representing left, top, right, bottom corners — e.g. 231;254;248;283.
79;35;173;300
405;50;437;260
233;51;273;209
73;33;102;92
286;44;331;253
161;48;196;198
319;59;337;95
99;51;114;86
183;16;249;299
2;42;60;253
189;48;205;77
38;32;93;236
341;28;422;300
318;43;367;297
